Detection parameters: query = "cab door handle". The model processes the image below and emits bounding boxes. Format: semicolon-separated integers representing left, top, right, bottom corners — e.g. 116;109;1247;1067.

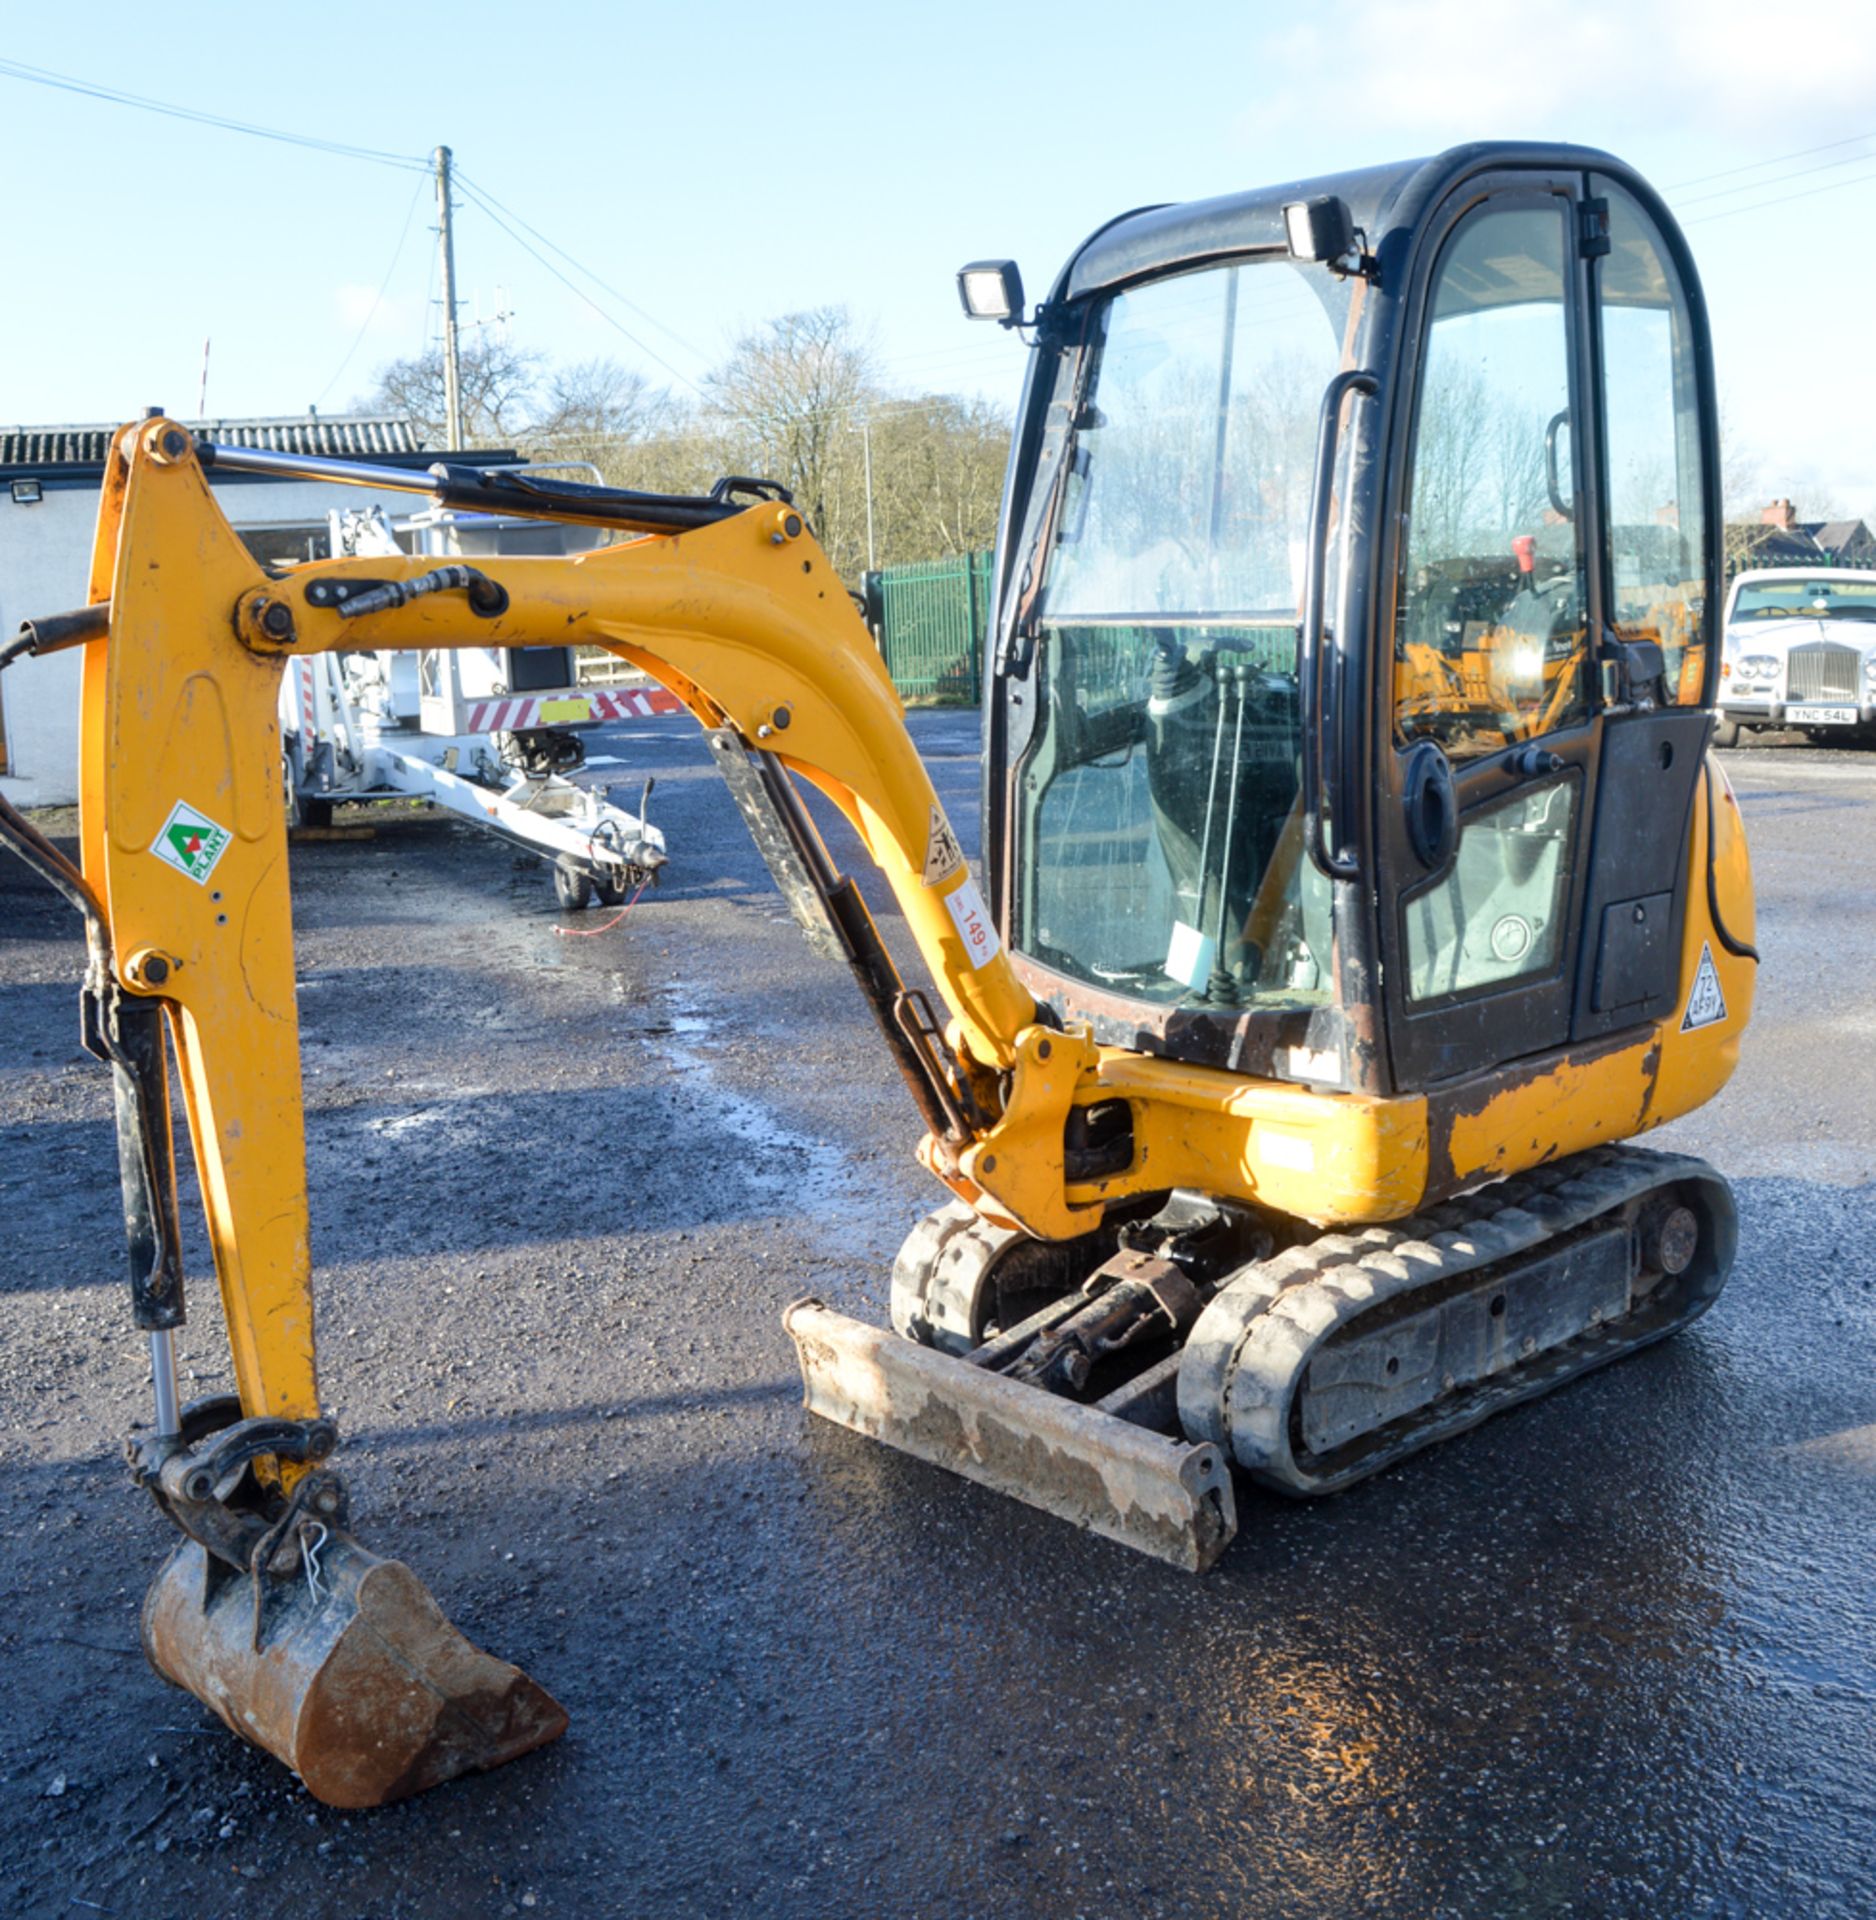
1301;368;1378;880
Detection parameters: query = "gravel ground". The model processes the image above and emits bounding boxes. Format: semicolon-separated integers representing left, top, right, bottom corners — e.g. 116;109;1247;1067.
2;716;1874;1920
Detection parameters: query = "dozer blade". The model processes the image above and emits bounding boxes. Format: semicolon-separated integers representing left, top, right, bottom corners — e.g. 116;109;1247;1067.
142;1533;568;1808
784;1298;1236;1572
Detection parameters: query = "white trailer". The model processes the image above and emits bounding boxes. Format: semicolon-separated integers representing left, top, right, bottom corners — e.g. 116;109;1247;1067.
281;482;677;910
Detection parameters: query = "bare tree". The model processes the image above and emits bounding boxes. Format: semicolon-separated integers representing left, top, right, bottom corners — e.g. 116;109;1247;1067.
1717;399;1764;521
531;358;677;444
361;337;543;447
702;308;878;573
1484;402;1553;534
870;395;1009;562
1407;359;1492;558
362;311;1012;581
521;358;693;485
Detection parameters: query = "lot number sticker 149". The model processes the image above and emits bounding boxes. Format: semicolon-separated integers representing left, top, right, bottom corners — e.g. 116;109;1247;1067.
945;876;1001;969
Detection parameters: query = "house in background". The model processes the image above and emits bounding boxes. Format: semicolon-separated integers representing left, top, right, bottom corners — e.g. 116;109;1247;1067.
1725;498;1876;576
0;414;513;806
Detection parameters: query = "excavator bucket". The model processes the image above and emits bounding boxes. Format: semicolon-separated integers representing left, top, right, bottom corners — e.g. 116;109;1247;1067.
142;1533;567;1808
784;1299;1236;1573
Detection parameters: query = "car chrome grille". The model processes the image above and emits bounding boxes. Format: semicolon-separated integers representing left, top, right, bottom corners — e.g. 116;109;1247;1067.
1786;642;1861;701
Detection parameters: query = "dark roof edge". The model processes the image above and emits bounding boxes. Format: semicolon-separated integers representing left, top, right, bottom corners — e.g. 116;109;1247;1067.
1060;140;1638;304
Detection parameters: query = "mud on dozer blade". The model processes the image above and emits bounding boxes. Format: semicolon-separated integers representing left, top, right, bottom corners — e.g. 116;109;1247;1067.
785;1149;1737;1572
786;1300;1237;1571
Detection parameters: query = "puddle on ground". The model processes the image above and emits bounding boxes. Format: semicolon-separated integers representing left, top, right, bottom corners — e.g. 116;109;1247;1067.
626;986;879;1262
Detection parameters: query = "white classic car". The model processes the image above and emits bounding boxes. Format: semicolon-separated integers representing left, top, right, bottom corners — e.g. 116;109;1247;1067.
1717;566;1876;746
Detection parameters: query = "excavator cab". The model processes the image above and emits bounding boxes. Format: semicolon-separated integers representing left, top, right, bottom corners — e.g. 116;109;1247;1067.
0;141;1753;1808
795;143;1750;1564
979;143;1723;1098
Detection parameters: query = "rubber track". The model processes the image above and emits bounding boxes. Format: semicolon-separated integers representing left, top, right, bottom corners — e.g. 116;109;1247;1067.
1177;1144;1736;1496
889;1202;1020;1353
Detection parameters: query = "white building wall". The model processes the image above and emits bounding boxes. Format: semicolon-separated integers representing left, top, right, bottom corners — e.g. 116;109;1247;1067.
0;486;97;805
0;473;414;807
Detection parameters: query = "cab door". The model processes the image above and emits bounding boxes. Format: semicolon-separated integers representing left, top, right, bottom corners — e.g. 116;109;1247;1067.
1374;171;1717;1092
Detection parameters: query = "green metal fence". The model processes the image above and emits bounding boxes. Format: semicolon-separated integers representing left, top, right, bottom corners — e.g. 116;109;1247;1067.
869;550;993;705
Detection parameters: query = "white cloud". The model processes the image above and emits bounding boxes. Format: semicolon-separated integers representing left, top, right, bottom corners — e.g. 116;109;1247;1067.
1251;1;1876;145
333;283;423;340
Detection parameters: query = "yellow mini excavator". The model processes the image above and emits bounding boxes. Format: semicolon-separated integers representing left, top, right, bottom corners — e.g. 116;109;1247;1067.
0;142;1755;1806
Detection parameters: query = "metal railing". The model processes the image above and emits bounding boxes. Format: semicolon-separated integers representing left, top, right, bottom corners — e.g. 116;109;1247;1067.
866;550;993;706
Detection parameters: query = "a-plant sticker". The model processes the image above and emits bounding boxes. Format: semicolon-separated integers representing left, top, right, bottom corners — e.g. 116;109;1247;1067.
151;801;233;885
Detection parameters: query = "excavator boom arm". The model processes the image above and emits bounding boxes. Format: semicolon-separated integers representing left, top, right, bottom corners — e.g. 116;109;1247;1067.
76;422;1077;1432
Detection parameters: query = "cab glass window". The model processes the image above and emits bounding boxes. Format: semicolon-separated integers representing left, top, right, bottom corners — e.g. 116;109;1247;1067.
1597;179;1709;707
1041;261;1347;621
1395;203;1591;762
1013;260;1346;1010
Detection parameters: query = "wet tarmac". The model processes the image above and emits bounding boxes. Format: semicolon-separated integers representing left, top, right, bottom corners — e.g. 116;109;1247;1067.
2;717;1874;1918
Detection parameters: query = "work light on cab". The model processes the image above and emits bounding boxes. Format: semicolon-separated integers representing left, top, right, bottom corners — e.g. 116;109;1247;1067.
956;259;1025;324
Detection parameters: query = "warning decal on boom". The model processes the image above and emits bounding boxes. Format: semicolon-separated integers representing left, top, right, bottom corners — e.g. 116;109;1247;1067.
922;806;966;885
1681;942;1728;1031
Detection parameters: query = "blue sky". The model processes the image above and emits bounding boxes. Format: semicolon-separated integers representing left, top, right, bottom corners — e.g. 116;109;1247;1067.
2;1;1872;515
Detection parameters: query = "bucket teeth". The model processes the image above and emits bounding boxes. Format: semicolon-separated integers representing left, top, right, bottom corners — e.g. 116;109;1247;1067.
143;1535;567;1808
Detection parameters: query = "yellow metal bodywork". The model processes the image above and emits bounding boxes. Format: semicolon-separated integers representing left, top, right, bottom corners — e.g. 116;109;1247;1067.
83;425;316;1421
74;424;1754;1423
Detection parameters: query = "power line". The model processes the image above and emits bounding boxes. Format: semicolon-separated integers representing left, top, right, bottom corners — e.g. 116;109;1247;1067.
1672;140;1876;211
1680;156;1876;226
457;167;1014;401
1666;128;1876;194
453;170;710;369
450;177;709;398
314;171;429;407
450;173;1015;415
0;56;426;170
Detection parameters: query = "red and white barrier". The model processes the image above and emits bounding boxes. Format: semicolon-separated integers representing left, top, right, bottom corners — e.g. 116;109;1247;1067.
465;686;683;733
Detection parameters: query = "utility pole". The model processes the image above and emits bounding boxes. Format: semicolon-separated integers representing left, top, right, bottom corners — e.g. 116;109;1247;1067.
434;145;465;451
